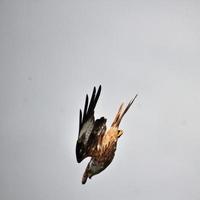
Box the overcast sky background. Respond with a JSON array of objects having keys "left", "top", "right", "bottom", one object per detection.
[{"left": 0, "top": 0, "right": 200, "bottom": 200}]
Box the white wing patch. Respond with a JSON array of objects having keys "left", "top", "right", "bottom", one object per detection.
[{"left": 79, "top": 117, "right": 94, "bottom": 145}]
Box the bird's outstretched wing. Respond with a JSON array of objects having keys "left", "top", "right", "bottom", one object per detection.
[{"left": 76, "top": 85, "right": 107, "bottom": 163}]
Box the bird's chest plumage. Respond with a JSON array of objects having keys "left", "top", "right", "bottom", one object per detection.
[
  {"left": 86, "top": 127, "right": 119, "bottom": 176},
  {"left": 88, "top": 140, "right": 118, "bottom": 176},
  {"left": 94, "top": 128, "right": 118, "bottom": 160}
]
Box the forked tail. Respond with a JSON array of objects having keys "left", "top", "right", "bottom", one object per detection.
[{"left": 111, "top": 94, "right": 138, "bottom": 128}]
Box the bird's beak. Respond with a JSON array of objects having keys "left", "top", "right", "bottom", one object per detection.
[{"left": 117, "top": 130, "right": 123, "bottom": 138}]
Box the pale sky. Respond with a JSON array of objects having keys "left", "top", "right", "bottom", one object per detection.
[{"left": 0, "top": 1, "right": 200, "bottom": 200}]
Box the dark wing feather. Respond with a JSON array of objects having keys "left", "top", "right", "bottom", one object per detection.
[
  {"left": 87, "top": 117, "right": 107, "bottom": 153},
  {"left": 82, "top": 94, "right": 89, "bottom": 130},
  {"left": 76, "top": 85, "right": 102, "bottom": 163},
  {"left": 79, "top": 85, "right": 101, "bottom": 133}
]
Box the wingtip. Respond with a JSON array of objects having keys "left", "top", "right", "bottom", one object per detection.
[
  {"left": 76, "top": 141, "right": 85, "bottom": 163},
  {"left": 96, "top": 85, "right": 102, "bottom": 96},
  {"left": 93, "top": 86, "right": 96, "bottom": 93},
  {"left": 83, "top": 94, "right": 89, "bottom": 119},
  {"left": 92, "top": 85, "right": 101, "bottom": 95}
]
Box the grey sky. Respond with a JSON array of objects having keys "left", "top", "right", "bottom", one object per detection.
[{"left": 0, "top": 0, "right": 200, "bottom": 200}]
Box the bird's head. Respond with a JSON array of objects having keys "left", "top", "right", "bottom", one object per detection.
[
  {"left": 82, "top": 170, "right": 95, "bottom": 184},
  {"left": 117, "top": 130, "right": 123, "bottom": 138}
]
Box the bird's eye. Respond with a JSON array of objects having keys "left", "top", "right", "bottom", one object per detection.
[{"left": 117, "top": 130, "right": 123, "bottom": 138}]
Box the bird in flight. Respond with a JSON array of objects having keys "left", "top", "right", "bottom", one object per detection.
[{"left": 76, "top": 85, "right": 137, "bottom": 184}]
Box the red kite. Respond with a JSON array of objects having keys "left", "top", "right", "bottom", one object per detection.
[{"left": 76, "top": 85, "right": 137, "bottom": 184}]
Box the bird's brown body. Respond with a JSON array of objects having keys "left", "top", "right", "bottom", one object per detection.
[
  {"left": 82, "top": 127, "right": 120, "bottom": 184},
  {"left": 76, "top": 86, "right": 137, "bottom": 184}
]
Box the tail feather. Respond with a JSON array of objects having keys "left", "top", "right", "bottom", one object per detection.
[
  {"left": 111, "top": 103, "right": 124, "bottom": 127},
  {"left": 111, "top": 94, "right": 138, "bottom": 128}
]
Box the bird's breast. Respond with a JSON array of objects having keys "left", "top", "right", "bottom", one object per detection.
[{"left": 96, "top": 128, "right": 118, "bottom": 155}]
